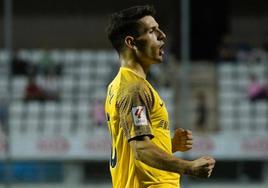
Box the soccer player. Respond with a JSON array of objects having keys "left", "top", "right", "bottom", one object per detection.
[{"left": 105, "top": 5, "right": 215, "bottom": 188}]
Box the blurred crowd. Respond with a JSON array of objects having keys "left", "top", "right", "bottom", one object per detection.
[
  {"left": 11, "top": 51, "right": 62, "bottom": 102},
  {"left": 217, "top": 33, "right": 268, "bottom": 64},
  {"left": 247, "top": 74, "right": 268, "bottom": 102},
  {"left": 0, "top": 96, "right": 8, "bottom": 133}
]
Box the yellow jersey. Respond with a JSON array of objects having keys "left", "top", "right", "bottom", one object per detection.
[{"left": 105, "top": 67, "right": 180, "bottom": 188}]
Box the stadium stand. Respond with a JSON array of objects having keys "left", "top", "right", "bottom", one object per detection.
[{"left": 218, "top": 63, "right": 268, "bottom": 134}]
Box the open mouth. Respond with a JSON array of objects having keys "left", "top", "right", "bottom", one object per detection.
[{"left": 159, "top": 44, "right": 165, "bottom": 56}]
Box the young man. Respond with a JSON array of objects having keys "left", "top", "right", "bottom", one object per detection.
[{"left": 105, "top": 5, "right": 215, "bottom": 188}]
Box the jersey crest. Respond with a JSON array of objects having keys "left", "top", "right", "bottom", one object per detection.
[{"left": 131, "top": 106, "right": 148, "bottom": 126}]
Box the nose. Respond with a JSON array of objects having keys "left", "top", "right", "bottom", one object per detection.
[{"left": 158, "top": 29, "right": 166, "bottom": 41}]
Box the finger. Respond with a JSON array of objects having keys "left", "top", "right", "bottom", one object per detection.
[
  {"left": 206, "top": 167, "right": 212, "bottom": 178},
  {"left": 208, "top": 170, "right": 212, "bottom": 178},
  {"left": 203, "top": 169, "right": 211, "bottom": 178},
  {"left": 208, "top": 164, "right": 214, "bottom": 170},
  {"left": 177, "top": 128, "right": 185, "bottom": 132},
  {"left": 183, "top": 130, "right": 192, "bottom": 137},
  {"left": 209, "top": 168, "right": 214, "bottom": 176},
  {"left": 186, "top": 136, "right": 193, "bottom": 141},
  {"left": 180, "top": 134, "right": 193, "bottom": 140},
  {"left": 204, "top": 163, "right": 210, "bottom": 167},
  {"left": 185, "top": 133, "right": 193, "bottom": 139},
  {"left": 185, "top": 130, "right": 192, "bottom": 135},
  {"left": 186, "top": 145, "right": 192, "bottom": 149},
  {"left": 186, "top": 143, "right": 193, "bottom": 148},
  {"left": 203, "top": 156, "right": 213, "bottom": 161},
  {"left": 208, "top": 158, "right": 216, "bottom": 165},
  {"left": 175, "top": 128, "right": 184, "bottom": 135},
  {"left": 186, "top": 134, "right": 193, "bottom": 140},
  {"left": 186, "top": 140, "right": 193, "bottom": 145},
  {"left": 205, "top": 157, "right": 215, "bottom": 162}
]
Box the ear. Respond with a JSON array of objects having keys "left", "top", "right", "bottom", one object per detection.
[{"left": 124, "top": 36, "right": 137, "bottom": 50}]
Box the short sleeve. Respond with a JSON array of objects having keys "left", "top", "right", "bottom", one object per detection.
[{"left": 117, "top": 82, "right": 154, "bottom": 141}]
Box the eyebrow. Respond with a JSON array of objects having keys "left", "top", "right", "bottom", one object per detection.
[
  {"left": 138, "top": 22, "right": 159, "bottom": 35},
  {"left": 148, "top": 25, "right": 159, "bottom": 32},
  {"left": 151, "top": 24, "right": 159, "bottom": 29}
]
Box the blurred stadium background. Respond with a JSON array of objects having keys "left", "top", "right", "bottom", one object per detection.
[{"left": 1, "top": 0, "right": 268, "bottom": 187}]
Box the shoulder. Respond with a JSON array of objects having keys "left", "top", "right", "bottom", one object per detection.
[
  {"left": 117, "top": 79, "right": 154, "bottom": 109},
  {"left": 121, "top": 79, "right": 152, "bottom": 98}
]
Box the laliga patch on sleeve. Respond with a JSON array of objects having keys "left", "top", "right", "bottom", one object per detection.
[{"left": 131, "top": 106, "right": 148, "bottom": 126}]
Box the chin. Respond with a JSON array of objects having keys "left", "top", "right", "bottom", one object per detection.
[
  {"left": 150, "top": 59, "right": 162, "bottom": 64},
  {"left": 154, "top": 56, "right": 164, "bottom": 64},
  {"left": 145, "top": 55, "right": 163, "bottom": 65},
  {"left": 156, "top": 60, "right": 163, "bottom": 64}
]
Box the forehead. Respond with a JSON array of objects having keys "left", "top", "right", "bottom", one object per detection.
[{"left": 138, "top": 15, "right": 159, "bottom": 29}]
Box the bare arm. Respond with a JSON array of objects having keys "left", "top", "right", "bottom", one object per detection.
[{"left": 130, "top": 136, "right": 215, "bottom": 178}]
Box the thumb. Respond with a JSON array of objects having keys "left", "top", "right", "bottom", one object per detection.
[
  {"left": 203, "top": 156, "right": 215, "bottom": 163},
  {"left": 177, "top": 128, "right": 185, "bottom": 132},
  {"left": 174, "top": 128, "right": 181, "bottom": 134}
]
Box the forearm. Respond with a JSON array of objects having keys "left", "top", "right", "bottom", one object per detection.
[{"left": 131, "top": 138, "right": 192, "bottom": 175}]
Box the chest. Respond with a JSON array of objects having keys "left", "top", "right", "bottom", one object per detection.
[{"left": 150, "top": 89, "right": 169, "bottom": 130}]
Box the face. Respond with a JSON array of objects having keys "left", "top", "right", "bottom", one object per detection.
[{"left": 134, "top": 16, "right": 166, "bottom": 65}]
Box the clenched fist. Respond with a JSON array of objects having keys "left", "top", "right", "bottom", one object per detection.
[
  {"left": 188, "top": 156, "right": 216, "bottom": 178},
  {"left": 172, "top": 128, "right": 193, "bottom": 152}
]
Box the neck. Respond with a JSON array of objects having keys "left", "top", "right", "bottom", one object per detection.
[{"left": 120, "top": 56, "right": 149, "bottom": 79}]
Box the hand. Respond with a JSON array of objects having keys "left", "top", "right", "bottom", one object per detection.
[
  {"left": 172, "top": 128, "right": 193, "bottom": 152},
  {"left": 188, "top": 156, "right": 216, "bottom": 178}
]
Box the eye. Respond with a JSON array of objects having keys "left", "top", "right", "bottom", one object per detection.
[{"left": 149, "top": 29, "right": 154, "bottom": 33}]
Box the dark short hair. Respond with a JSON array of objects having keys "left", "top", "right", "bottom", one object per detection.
[{"left": 106, "top": 5, "right": 156, "bottom": 53}]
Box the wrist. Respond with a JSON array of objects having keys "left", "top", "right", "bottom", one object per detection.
[
  {"left": 171, "top": 138, "right": 178, "bottom": 153},
  {"left": 182, "top": 160, "right": 195, "bottom": 176}
]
